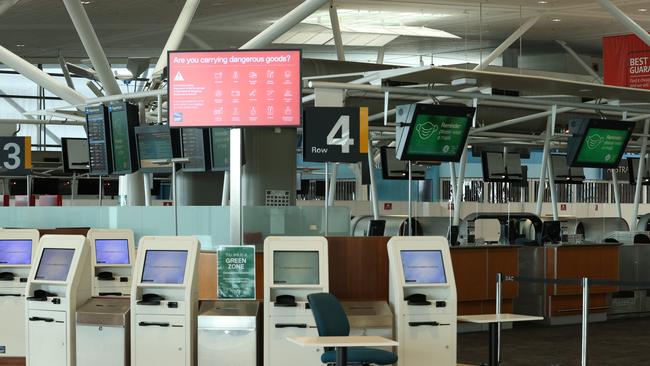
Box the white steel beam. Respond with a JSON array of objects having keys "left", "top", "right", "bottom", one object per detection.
[
  {"left": 241, "top": 0, "right": 329, "bottom": 49},
  {"left": 62, "top": 0, "right": 122, "bottom": 96},
  {"left": 329, "top": 2, "right": 345, "bottom": 61},
  {"left": 556, "top": 40, "right": 603, "bottom": 83},
  {"left": 475, "top": 16, "right": 541, "bottom": 71},
  {"left": 0, "top": 45, "right": 86, "bottom": 105},
  {"left": 152, "top": 0, "right": 202, "bottom": 78},
  {"left": 597, "top": 0, "right": 650, "bottom": 47}
]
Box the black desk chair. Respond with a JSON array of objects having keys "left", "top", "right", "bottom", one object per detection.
[{"left": 307, "top": 292, "right": 398, "bottom": 365}]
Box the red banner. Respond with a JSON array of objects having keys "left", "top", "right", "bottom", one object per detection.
[{"left": 603, "top": 34, "right": 650, "bottom": 89}]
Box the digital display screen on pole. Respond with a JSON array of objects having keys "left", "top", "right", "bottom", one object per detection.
[
  {"left": 0, "top": 240, "right": 32, "bottom": 265},
  {"left": 400, "top": 250, "right": 447, "bottom": 284},
  {"left": 168, "top": 49, "right": 302, "bottom": 128},
  {"left": 109, "top": 101, "right": 139, "bottom": 174},
  {"left": 567, "top": 119, "right": 635, "bottom": 168},
  {"left": 395, "top": 104, "right": 475, "bottom": 162},
  {"left": 86, "top": 106, "right": 112, "bottom": 175}
]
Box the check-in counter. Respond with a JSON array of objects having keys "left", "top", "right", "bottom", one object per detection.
[
  {"left": 516, "top": 243, "right": 620, "bottom": 325},
  {"left": 450, "top": 245, "right": 519, "bottom": 316},
  {"left": 609, "top": 244, "right": 650, "bottom": 316}
]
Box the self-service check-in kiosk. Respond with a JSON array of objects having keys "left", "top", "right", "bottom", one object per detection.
[
  {"left": 25, "top": 235, "right": 92, "bottom": 366},
  {"left": 264, "top": 236, "right": 328, "bottom": 366},
  {"left": 131, "top": 236, "right": 199, "bottom": 366},
  {"left": 388, "top": 236, "right": 457, "bottom": 366},
  {"left": 88, "top": 229, "right": 135, "bottom": 297},
  {"left": 0, "top": 229, "right": 39, "bottom": 358},
  {"left": 197, "top": 300, "right": 261, "bottom": 366}
]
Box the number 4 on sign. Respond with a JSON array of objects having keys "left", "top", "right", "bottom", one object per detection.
[{"left": 327, "top": 115, "right": 354, "bottom": 153}]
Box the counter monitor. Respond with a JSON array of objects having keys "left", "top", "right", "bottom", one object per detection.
[
  {"left": 62, "top": 138, "right": 89, "bottom": 173},
  {"left": 380, "top": 146, "right": 427, "bottom": 180},
  {"left": 0, "top": 239, "right": 32, "bottom": 265},
  {"left": 400, "top": 250, "right": 447, "bottom": 284},
  {"left": 482, "top": 152, "right": 523, "bottom": 182},
  {"left": 395, "top": 104, "right": 475, "bottom": 162},
  {"left": 551, "top": 154, "right": 585, "bottom": 184},
  {"left": 141, "top": 250, "right": 188, "bottom": 284},
  {"left": 627, "top": 157, "right": 650, "bottom": 185},
  {"left": 109, "top": 101, "right": 139, "bottom": 174},
  {"left": 95, "top": 239, "right": 130, "bottom": 265},
  {"left": 567, "top": 118, "right": 635, "bottom": 168},
  {"left": 135, "top": 125, "right": 181, "bottom": 173},
  {"left": 273, "top": 251, "right": 319, "bottom": 285},
  {"left": 34, "top": 248, "right": 75, "bottom": 282}
]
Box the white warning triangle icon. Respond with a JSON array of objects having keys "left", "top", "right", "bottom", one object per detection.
[{"left": 174, "top": 71, "right": 184, "bottom": 81}]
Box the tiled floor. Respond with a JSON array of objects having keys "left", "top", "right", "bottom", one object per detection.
[{"left": 458, "top": 316, "right": 650, "bottom": 365}]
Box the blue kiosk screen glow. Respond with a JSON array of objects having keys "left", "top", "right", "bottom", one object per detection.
[
  {"left": 400, "top": 250, "right": 447, "bottom": 284},
  {"left": 0, "top": 240, "right": 32, "bottom": 265},
  {"left": 95, "top": 239, "right": 130, "bottom": 265},
  {"left": 273, "top": 251, "right": 319, "bottom": 285},
  {"left": 35, "top": 248, "right": 75, "bottom": 281},
  {"left": 141, "top": 250, "right": 188, "bottom": 284}
]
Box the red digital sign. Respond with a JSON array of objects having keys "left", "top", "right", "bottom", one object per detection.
[
  {"left": 168, "top": 49, "right": 301, "bottom": 128},
  {"left": 604, "top": 34, "right": 650, "bottom": 89}
]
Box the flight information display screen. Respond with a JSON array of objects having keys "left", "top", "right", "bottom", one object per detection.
[
  {"left": 0, "top": 239, "right": 32, "bottom": 265},
  {"left": 86, "top": 106, "right": 112, "bottom": 175},
  {"left": 95, "top": 239, "right": 130, "bottom": 265},
  {"left": 210, "top": 128, "right": 230, "bottom": 171},
  {"left": 400, "top": 250, "right": 447, "bottom": 284},
  {"left": 62, "top": 138, "right": 89, "bottom": 173},
  {"left": 168, "top": 49, "right": 302, "bottom": 128},
  {"left": 35, "top": 248, "right": 75, "bottom": 282},
  {"left": 180, "top": 128, "right": 208, "bottom": 172},
  {"left": 273, "top": 251, "right": 319, "bottom": 285},
  {"left": 109, "top": 101, "right": 138, "bottom": 174},
  {"left": 141, "top": 250, "right": 188, "bottom": 284},
  {"left": 135, "top": 125, "right": 177, "bottom": 173}
]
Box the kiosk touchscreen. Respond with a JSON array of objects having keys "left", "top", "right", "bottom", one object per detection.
[
  {"left": 0, "top": 229, "right": 39, "bottom": 358},
  {"left": 88, "top": 229, "right": 135, "bottom": 297},
  {"left": 25, "top": 235, "right": 91, "bottom": 366},
  {"left": 264, "top": 237, "right": 328, "bottom": 366},
  {"left": 131, "top": 236, "right": 199, "bottom": 366},
  {"left": 388, "top": 237, "right": 457, "bottom": 366}
]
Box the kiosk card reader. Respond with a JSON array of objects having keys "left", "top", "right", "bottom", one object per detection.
[
  {"left": 88, "top": 229, "right": 135, "bottom": 297},
  {"left": 131, "top": 236, "right": 199, "bottom": 366},
  {"left": 264, "top": 236, "right": 328, "bottom": 366},
  {"left": 0, "top": 229, "right": 39, "bottom": 358},
  {"left": 388, "top": 236, "right": 457, "bottom": 366},
  {"left": 25, "top": 235, "right": 91, "bottom": 366}
]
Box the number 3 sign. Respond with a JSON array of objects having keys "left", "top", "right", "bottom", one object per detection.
[
  {"left": 0, "top": 137, "right": 32, "bottom": 176},
  {"left": 303, "top": 107, "right": 368, "bottom": 163}
]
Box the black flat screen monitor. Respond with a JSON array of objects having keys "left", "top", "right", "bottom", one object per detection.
[
  {"left": 0, "top": 239, "right": 32, "bottom": 265},
  {"left": 381, "top": 147, "right": 426, "bottom": 180},
  {"left": 180, "top": 128, "right": 210, "bottom": 172},
  {"left": 273, "top": 251, "right": 319, "bottom": 285},
  {"left": 400, "top": 250, "right": 447, "bottom": 284},
  {"left": 35, "top": 248, "right": 75, "bottom": 282},
  {"left": 62, "top": 138, "right": 89, "bottom": 173},
  {"left": 627, "top": 157, "right": 650, "bottom": 186},
  {"left": 551, "top": 154, "right": 585, "bottom": 184},
  {"left": 108, "top": 101, "right": 139, "bottom": 174},
  {"left": 481, "top": 152, "right": 523, "bottom": 182},
  {"left": 566, "top": 118, "right": 634, "bottom": 168},
  {"left": 86, "top": 106, "right": 112, "bottom": 175},
  {"left": 141, "top": 250, "right": 188, "bottom": 284},
  {"left": 135, "top": 125, "right": 181, "bottom": 173},
  {"left": 541, "top": 221, "right": 562, "bottom": 244}
]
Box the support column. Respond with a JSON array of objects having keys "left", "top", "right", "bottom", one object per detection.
[
  {"left": 62, "top": 0, "right": 122, "bottom": 95},
  {"left": 612, "top": 173, "right": 622, "bottom": 219},
  {"left": 546, "top": 154, "right": 559, "bottom": 221},
  {"left": 632, "top": 120, "right": 650, "bottom": 230},
  {"left": 452, "top": 148, "right": 468, "bottom": 226},
  {"left": 367, "top": 140, "right": 379, "bottom": 220},
  {"left": 536, "top": 113, "right": 555, "bottom": 216},
  {"left": 328, "top": 163, "right": 338, "bottom": 206}
]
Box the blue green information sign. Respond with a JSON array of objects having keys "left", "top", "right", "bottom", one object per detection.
[{"left": 217, "top": 246, "right": 256, "bottom": 300}]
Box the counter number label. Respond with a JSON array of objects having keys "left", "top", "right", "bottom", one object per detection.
[
  {"left": 0, "top": 137, "right": 31, "bottom": 176},
  {"left": 303, "top": 107, "right": 368, "bottom": 163}
]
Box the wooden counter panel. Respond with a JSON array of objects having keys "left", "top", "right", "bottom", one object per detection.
[
  {"left": 327, "top": 236, "right": 390, "bottom": 301},
  {"left": 198, "top": 252, "right": 217, "bottom": 300},
  {"left": 451, "top": 249, "right": 488, "bottom": 301},
  {"left": 549, "top": 294, "right": 609, "bottom": 316},
  {"left": 486, "top": 247, "right": 519, "bottom": 299},
  {"left": 550, "top": 246, "right": 619, "bottom": 296},
  {"left": 0, "top": 358, "right": 24, "bottom": 365}
]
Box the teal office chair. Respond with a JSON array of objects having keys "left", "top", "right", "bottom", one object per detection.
[{"left": 307, "top": 292, "right": 398, "bottom": 365}]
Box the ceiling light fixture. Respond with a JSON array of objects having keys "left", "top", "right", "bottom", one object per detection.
[
  {"left": 16, "top": 44, "right": 25, "bottom": 47},
  {"left": 538, "top": 1, "right": 548, "bottom": 4},
  {"left": 640, "top": 8, "right": 648, "bottom": 12},
  {"left": 552, "top": 18, "right": 561, "bottom": 22},
  {"left": 81, "top": 1, "right": 91, "bottom": 4}
]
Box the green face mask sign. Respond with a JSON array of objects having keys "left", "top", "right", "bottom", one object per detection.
[
  {"left": 217, "top": 246, "right": 256, "bottom": 300},
  {"left": 406, "top": 114, "right": 469, "bottom": 158},
  {"left": 575, "top": 127, "right": 629, "bottom": 165}
]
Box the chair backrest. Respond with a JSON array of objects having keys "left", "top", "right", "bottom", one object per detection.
[{"left": 307, "top": 292, "right": 350, "bottom": 337}]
